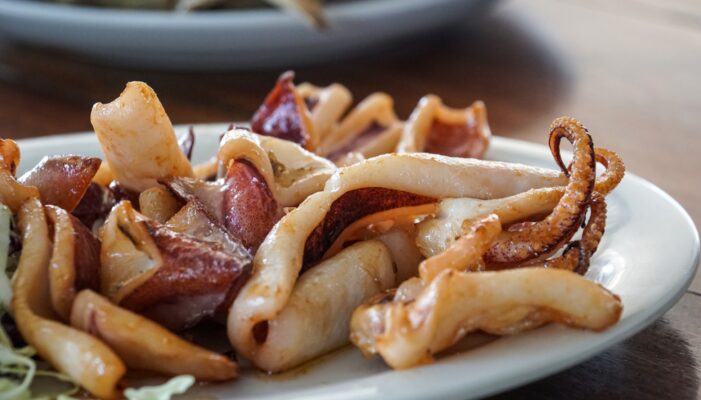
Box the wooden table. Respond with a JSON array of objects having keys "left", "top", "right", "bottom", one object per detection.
[{"left": 0, "top": 0, "right": 699, "bottom": 398}]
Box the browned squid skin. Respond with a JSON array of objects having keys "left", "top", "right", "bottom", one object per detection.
[
  {"left": 303, "top": 188, "right": 436, "bottom": 269},
  {"left": 19, "top": 156, "right": 102, "bottom": 212},
  {"left": 72, "top": 182, "right": 116, "bottom": 230},
  {"left": 0, "top": 138, "right": 20, "bottom": 176},
  {"left": 165, "top": 159, "right": 283, "bottom": 254},
  {"left": 543, "top": 191, "right": 607, "bottom": 275},
  {"left": 594, "top": 148, "right": 625, "bottom": 196},
  {"left": 45, "top": 206, "right": 102, "bottom": 319},
  {"left": 250, "top": 71, "right": 313, "bottom": 148},
  {"left": 119, "top": 221, "right": 251, "bottom": 331},
  {"left": 49, "top": 210, "right": 100, "bottom": 286},
  {"left": 484, "top": 117, "right": 596, "bottom": 267},
  {"left": 223, "top": 160, "right": 284, "bottom": 253}
]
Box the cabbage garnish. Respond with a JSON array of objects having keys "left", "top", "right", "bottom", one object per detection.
[
  {"left": 0, "top": 342, "right": 35, "bottom": 400},
  {"left": 124, "top": 375, "right": 196, "bottom": 400}
]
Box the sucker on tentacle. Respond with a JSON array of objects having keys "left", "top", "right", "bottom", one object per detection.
[
  {"left": 484, "top": 117, "right": 596, "bottom": 267},
  {"left": 594, "top": 147, "right": 625, "bottom": 196},
  {"left": 539, "top": 191, "right": 607, "bottom": 274}
]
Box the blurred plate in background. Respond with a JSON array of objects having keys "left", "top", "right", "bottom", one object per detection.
[{"left": 0, "top": 0, "right": 491, "bottom": 70}]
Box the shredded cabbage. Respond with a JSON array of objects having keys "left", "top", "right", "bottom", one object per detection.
[{"left": 124, "top": 375, "right": 196, "bottom": 400}]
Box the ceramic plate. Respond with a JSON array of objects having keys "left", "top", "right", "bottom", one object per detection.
[
  {"left": 16, "top": 124, "right": 700, "bottom": 399},
  {"left": 0, "top": 0, "right": 492, "bottom": 70}
]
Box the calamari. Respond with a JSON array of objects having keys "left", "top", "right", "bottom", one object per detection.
[
  {"left": 229, "top": 152, "right": 567, "bottom": 362},
  {"left": 350, "top": 268, "right": 622, "bottom": 369},
  {"left": 296, "top": 81, "right": 352, "bottom": 140},
  {"left": 45, "top": 206, "right": 101, "bottom": 321},
  {"left": 319, "top": 93, "right": 403, "bottom": 163},
  {"left": 250, "top": 71, "right": 318, "bottom": 151},
  {"left": 139, "top": 186, "right": 182, "bottom": 223},
  {"left": 0, "top": 139, "right": 39, "bottom": 213},
  {"left": 0, "top": 137, "right": 20, "bottom": 176},
  {"left": 72, "top": 182, "right": 116, "bottom": 231},
  {"left": 543, "top": 192, "right": 607, "bottom": 274},
  {"left": 100, "top": 201, "right": 251, "bottom": 331},
  {"left": 594, "top": 147, "right": 625, "bottom": 196},
  {"left": 166, "top": 150, "right": 285, "bottom": 253},
  {"left": 19, "top": 155, "right": 101, "bottom": 212},
  {"left": 217, "top": 128, "right": 336, "bottom": 207},
  {"left": 71, "top": 289, "right": 238, "bottom": 381},
  {"left": 416, "top": 145, "right": 622, "bottom": 270},
  {"left": 229, "top": 240, "right": 395, "bottom": 373},
  {"left": 418, "top": 214, "right": 501, "bottom": 281},
  {"left": 396, "top": 95, "right": 491, "bottom": 159},
  {"left": 11, "top": 199, "right": 125, "bottom": 399},
  {"left": 91, "top": 81, "right": 194, "bottom": 192},
  {"left": 484, "top": 117, "right": 596, "bottom": 267}
]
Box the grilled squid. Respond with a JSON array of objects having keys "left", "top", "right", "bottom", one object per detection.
[
  {"left": 228, "top": 152, "right": 567, "bottom": 369},
  {"left": 0, "top": 137, "right": 20, "bottom": 176},
  {"left": 250, "top": 71, "right": 318, "bottom": 151},
  {"left": 320, "top": 93, "right": 403, "bottom": 164},
  {"left": 0, "top": 139, "right": 39, "bottom": 213},
  {"left": 11, "top": 199, "right": 125, "bottom": 399},
  {"left": 100, "top": 201, "right": 251, "bottom": 331},
  {"left": 20, "top": 156, "right": 101, "bottom": 212},
  {"left": 71, "top": 290, "right": 238, "bottom": 381},
  {"left": 350, "top": 268, "right": 622, "bottom": 369},
  {"left": 166, "top": 152, "right": 284, "bottom": 253},
  {"left": 45, "top": 206, "right": 101, "bottom": 321},
  {"left": 216, "top": 128, "right": 336, "bottom": 207},
  {"left": 239, "top": 240, "right": 395, "bottom": 373},
  {"left": 397, "top": 95, "right": 491, "bottom": 159},
  {"left": 296, "top": 81, "right": 352, "bottom": 140},
  {"left": 416, "top": 145, "right": 623, "bottom": 270},
  {"left": 91, "top": 81, "right": 194, "bottom": 192}
]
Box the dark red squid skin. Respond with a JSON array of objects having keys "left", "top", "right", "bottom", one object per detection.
[
  {"left": 250, "top": 71, "right": 311, "bottom": 147},
  {"left": 120, "top": 221, "right": 252, "bottom": 331},
  {"left": 19, "top": 155, "right": 102, "bottom": 212},
  {"left": 223, "top": 160, "right": 284, "bottom": 253},
  {"left": 303, "top": 187, "right": 436, "bottom": 269},
  {"left": 425, "top": 118, "right": 488, "bottom": 159},
  {"left": 68, "top": 213, "right": 102, "bottom": 293}
]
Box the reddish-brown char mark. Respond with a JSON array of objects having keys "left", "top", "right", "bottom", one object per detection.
[
  {"left": 223, "top": 160, "right": 283, "bottom": 253},
  {"left": 327, "top": 121, "right": 386, "bottom": 161},
  {"left": 68, "top": 213, "right": 102, "bottom": 293},
  {"left": 120, "top": 221, "right": 251, "bottom": 331},
  {"left": 72, "top": 182, "right": 116, "bottom": 229},
  {"left": 19, "top": 156, "right": 101, "bottom": 212},
  {"left": 425, "top": 118, "right": 489, "bottom": 159},
  {"left": 250, "top": 71, "right": 311, "bottom": 147},
  {"left": 303, "top": 188, "right": 436, "bottom": 269}
]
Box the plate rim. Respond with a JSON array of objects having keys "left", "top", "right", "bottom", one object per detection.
[
  {"left": 0, "top": 0, "right": 470, "bottom": 25},
  {"left": 14, "top": 126, "right": 701, "bottom": 399}
]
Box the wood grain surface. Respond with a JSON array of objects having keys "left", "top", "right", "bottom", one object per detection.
[{"left": 0, "top": 0, "right": 698, "bottom": 398}]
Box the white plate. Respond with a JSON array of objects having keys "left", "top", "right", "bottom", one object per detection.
[
  {"left": 0, "top": 0, "right": 491, "bottom": 70},
  {"left": 16, "top": 125, "right": 700, "bottom": 399}
]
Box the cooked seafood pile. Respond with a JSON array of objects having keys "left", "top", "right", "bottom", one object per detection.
[{"left": 0, "top": 71, "right": 625, "bottom": 398}]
